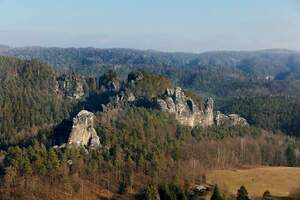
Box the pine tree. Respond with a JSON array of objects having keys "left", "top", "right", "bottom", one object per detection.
[
  {"left": 145, "top": 184, "right": 159, "bottom": 200},
  {"left": 286, "top": 146, "right": 296, "bottom": 167},
  {"left": 3, "top": 166, "right": 17, "bottom": 188},
  {"left": 237, "top": 186, "right": 250, "bottom": 200},
  {"left": 211, "top": 185, "right": 223, "bottom": 200},
  {"left": 262, "top": 190, "right": 271, "bottom": 200},
  {"left": 47, "top": 148, "right": 60, "bottom": 172}
]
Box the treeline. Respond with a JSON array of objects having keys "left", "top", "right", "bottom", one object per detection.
[
  {"left": 220, "top": 96, "right": 300, "bottom": 137},
  {"left": 144, "top": 184, "right": 294, "bottom": 200}
]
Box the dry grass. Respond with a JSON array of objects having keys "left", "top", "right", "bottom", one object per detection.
[{"left": 207, "top": 167, "right": 300, "bottom": 198}]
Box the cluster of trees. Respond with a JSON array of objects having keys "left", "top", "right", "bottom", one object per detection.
[
  {"left": 126, "top": 71, "right": 172, "bottom": 98},
  {"left": 0, "top": 57, "right": 74, "bottom": 146},
  {"left": 210, "top": 185, "right": 251, "bottom": 200},
  {"left": 220, "top": 96, "right": 300, "bottom": 137},
  {"left": 211, "top": 185, "right": 294, "bottom": 200},
  {"left": 144, "top": 183, "right": 294, "bottom": 200}
]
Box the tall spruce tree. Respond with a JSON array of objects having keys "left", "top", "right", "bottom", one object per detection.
[
  {"left": 286, "top": 146, "right": 296, "bottom": 167},
  {"left": 237, "top": 186, "right": 250, "bottom": 200},
  {"left": 211, "top": 185, "right": 223, "bottom": 200}
]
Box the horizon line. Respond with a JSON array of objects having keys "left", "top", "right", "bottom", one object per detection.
[{"left": 1, "top": 44, "right": 300, "bottom": 55}]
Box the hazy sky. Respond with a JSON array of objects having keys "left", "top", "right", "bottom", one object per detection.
[{"left": 1, "top": 0, "right": 300, "bottom": 52}]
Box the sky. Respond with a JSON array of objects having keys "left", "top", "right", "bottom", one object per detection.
[{"left": 0, "top": 0, "right": 300, "bottom": 52}]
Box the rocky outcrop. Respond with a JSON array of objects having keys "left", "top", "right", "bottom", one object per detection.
[
  {"left": 68, "top": 110, "right": 100, "bottom": 148},
  {"left": 101, "top": 90, "right": 136, "bottom": 112},
  {"left": 56, "top": 74, "right": 86, "bottom": 99},
  {"left": 215, "top": 111, "right": 249, "bottom": 127},
  {"left": 156, "top": 87, "right": 214, "bottom": 127},
  {"left": 203, "top": 97, "right": 214, "bottom": 127},
  {"left": 98, "top": 71, "right": 120, "bottom": 92},
  {"left": 156, "top": 87, "right": 249, "bottom": 128},
  {"left": 127, "top": 71, "right": 144, "bottom": 84},
  {"left": 99, "top": 80, "right": 119, "bottom": 92}
]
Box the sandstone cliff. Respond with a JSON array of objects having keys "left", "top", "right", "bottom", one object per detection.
[
  {"left": 215, "top": 111, "right": 249, "bottom": 127},
  {"left": 155, "top": 87, "right": 249, "bottom": 128},
  {"left": 101, "top": 90, "right": 136, "bottom": 112},
  {"left": 68, "top": 110, "right": 100, "bottom": 148},
  {"left": 98, "top": 70, "right": 120, "bottom": 92},
  {"left": 156, "top": 87, "right": 214, "bottom": 127},
  {"left": 56, "top": 73, "right": 86, "bottom": 99}
]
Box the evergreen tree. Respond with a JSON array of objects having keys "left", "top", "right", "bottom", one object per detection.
[
  {"left": 262, "top": 190, "right": 271, "bottom": 200},
  {"left": 47, "top": 148, "right": 60, "bottom": 172},
  {"left": 286, "top": 146, "right": 296, "bottom": 167},
  {"left": 237, "top": 186, "right": 250, "bottom": 200},
  {"left": 158, "top": 184, "right": 176, "bottom": 200},
  {"left": 145, "top": 184, "right": 159, "bottom": 200},
  {"left": 3, "top": 166, "right": 17, "bottom": 188},
  {"left": 211, "top": 185, "right": 223, "bottom": 200}
]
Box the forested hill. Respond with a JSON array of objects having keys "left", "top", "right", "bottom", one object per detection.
[
  {"left": 2, "top": 47, "right": 300, "bottom": 79},
  {"left": 0, "top": 56, "right": 86, "bottom": 146},
  {"left": 2, "top": 46, "right": 300, "bottom": 98},
  {"left": 0, "top": 57, "right": 57, "bottom": 145}
]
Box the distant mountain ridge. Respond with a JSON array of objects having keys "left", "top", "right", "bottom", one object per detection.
[
  {"left": 2, "top": 46, "right": 300, "bottom": 98},
  {"left": 2, "top": 46, "right": 300, "bottom": 76}
]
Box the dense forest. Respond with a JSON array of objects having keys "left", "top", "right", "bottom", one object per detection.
[
  {"left": 220, "top": 96, "right": 300, "bottom": 137},
  {"left": 0, "top": 56, "right": 75, "bottom": 146}
]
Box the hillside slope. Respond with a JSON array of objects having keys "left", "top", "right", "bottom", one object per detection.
[{"left": 0, "top": 56, "right": 97, "bottom": 146}]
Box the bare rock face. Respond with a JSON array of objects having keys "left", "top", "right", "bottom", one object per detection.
[
  {"left": 128, "top": 71, "right": 144, "bottom": 84},
  {"left": 215, "top": 111, "right": 249, "bottom": 127},
  {"left": 56, "top": 74, "right": 86, "bottom": 100},
  {"left": 203, "top": 97, "right": 214, "bottom": 127},
  {"left": 68, "top": 110, "right": 100, "bottom": 148},
  {"left": 157, "top": 87, "right": 214, "bottom": 127},
  {"left": 98, "top": 71, "right": 120, "bottom": 92},
  {"left": 101, "top": 90, "right": 136, "bottom": 112},
  {"left": 99, "top": 78, "right": 120, "bottom": 92}
]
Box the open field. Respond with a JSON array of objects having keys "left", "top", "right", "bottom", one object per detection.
[{"left": 207, "top": 167, "right": 300, "bottom": 197}]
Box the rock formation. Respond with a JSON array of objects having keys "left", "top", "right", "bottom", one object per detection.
[
  {"left": 203, "top": 97, "right": 214, "bottom": 127},
  {"left": 156, "top": 87, "right": 214, "bottom": 127},
  {"left": 53, "top": 71, "right": 250, "bottom": 150},
  {"left": 68, "top": 110, "right": 100, "bottom": 148},
  {"left": 101, "top": 90, "right": 136, "bottom": 112},
  {"left": 127, "top": 71, "right": 144, "bottom": 84},
  {"left": 56, "top": 73, "right": 86, "bottom": 99},
  {"left": 215, "top": 111, "right": 249, "bottom": 127},
  {"left": 98, "top": 70, "right": 120, "bottom": 92}
]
